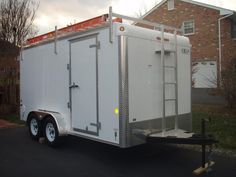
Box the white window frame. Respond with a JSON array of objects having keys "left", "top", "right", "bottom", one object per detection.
[
  {"left": 167, "top": 0, "right": 174, "bottom": 11},
  {"left": 183, "top": 20, "right": 195, "bottom": 36}
]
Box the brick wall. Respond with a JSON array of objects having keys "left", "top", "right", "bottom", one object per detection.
[
  {"left": 143, "top": 0, "right": 236, "bottom": 65},
  {"left": 220, "top": 18, "right": 236, "bottom": 69}
]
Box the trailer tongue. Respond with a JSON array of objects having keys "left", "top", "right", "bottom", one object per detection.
[{"left": 146, "top": 119, "right": 218, "bottom": 175}]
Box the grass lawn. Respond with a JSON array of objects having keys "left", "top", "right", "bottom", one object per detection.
[
  {"left": 192, "top": 104, "right": 236, "bottom": 150},
  {"left": 0, "top": 114, "right": 25, "bottom": 125}
]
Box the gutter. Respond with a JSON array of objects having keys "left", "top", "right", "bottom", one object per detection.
[{"left": 218, "top": 12, "right": 233, "bottom": 81}]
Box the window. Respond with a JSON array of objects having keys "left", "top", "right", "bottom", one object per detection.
[
  {"left": 231, "top": 20, "right": 236, "bottom": 39},
  {"left": 183, "top": 20, "right": 195, "bottom": 35},
  {"left": 167, "top": 0, "right": 174, "bottom": 10}
]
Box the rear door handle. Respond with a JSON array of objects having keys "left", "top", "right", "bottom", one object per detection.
[{"left": 69, "top": 82, "right": 79, "bottom": 89}]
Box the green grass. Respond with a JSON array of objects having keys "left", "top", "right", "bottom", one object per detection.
[
  {"left": 0, "top": 114, "right": 25, "bottom": 125},
  {"left": 192, "top": 105, "right": 236, "bottom": 150}
]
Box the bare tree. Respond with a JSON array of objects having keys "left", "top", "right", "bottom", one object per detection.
[
  {"left": 207, "top": 58, "right": 236, "bottom": 108},
  {"left": 135, "top": 0, "right": 160, "bottom": 18},
  {"left": 192, "top": 61, "right": 199, "bottom": 87},
  {"left": 0, "top": 0, "right": 39, "bottom": 46},
  {"left": 135, "top": 5, "right": 148, "bottom": 18},
  {"left": 218, "top": 59, "right": 236, "bottom": 108}
]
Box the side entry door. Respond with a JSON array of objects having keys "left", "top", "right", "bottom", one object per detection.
[{"left": 70, "top": 34, "right": 99, "bottom": 136}]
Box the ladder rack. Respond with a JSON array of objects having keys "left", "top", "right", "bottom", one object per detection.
[
  {"left": 27, "top": 15, "right": 109, "bottom": 45},
  {"left": 26, "top": 6, "right": 183, "bottom": 47},
  {"left": 108, "top": 6, "right": 183, "bottom": 43},
  {"left": 26, "top": 14, "right": 122, "bottom": 46}
]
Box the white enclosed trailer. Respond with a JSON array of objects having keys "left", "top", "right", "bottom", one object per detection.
[{"left": 20, "top": 9, "right": 192, "bottom": 147}]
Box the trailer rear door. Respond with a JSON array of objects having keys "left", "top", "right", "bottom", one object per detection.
[{"left": 70, "top": 35, "right": 99, "bottom": 135}]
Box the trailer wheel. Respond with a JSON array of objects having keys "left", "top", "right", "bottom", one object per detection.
[
  {"left": 28, "top": 113, "right": 42, "bottom": 140},
  {"left": 44, "top": 117, "right": 60, "bottom": 147}
]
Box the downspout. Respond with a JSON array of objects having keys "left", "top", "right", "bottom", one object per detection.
[{"left": 218, "top": 13, "right": 233, "bottom": 81}]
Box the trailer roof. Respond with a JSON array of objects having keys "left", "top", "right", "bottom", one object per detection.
[{"left": 115, "top": 23, "right": 190, "bottom": 47}]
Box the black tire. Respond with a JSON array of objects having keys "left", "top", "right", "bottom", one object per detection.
[
  {"left": 44, "top": 117, "right": 61, "bottom": 147},
  {"left": 28, "top": 113, "right": 42, "bottom": 141}
]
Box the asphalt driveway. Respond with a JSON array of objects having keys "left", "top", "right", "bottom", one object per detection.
[{"left": 0, "top": 127, "right": 235, "bottom": 177}]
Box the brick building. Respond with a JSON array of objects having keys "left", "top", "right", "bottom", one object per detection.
[{"left": 140, "top": 0, "right": 236, "bottom": 88}]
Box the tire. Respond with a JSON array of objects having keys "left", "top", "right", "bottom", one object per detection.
[
  {"left": 28, "top": 113, "right": 42, "bottom": 140},
  {"left": 44, "top": 117, "right": 61, "bottom": 147}
]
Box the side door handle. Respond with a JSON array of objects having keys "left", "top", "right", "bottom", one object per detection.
[{"left": 69, "top": 82, "right": 79, "bottom": 89}]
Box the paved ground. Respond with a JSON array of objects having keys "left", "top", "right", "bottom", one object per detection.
[{"left": 0, "top": 127, "right": 235, "bottom": 177}]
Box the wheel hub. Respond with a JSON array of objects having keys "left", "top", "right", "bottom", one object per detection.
[
  {"left": 46, "top": 123, "right": 55, "bottom": 142},
  {"left": 30, "top": 119, "right": 38, "bottom": 136}
]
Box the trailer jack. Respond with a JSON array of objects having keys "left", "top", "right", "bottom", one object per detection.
[
  {"left": 193, "top": 118, "right": 218, "bottom": 175},
  {"left": 146, "top": 118, "right": 218, "bottom": 175}
]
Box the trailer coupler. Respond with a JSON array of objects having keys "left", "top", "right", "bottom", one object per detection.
[{"left": 146, "top": 118, "right": 218, "bottom": 175}]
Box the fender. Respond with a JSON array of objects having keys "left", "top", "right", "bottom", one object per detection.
[{"left": 28, "top": 110, "right": 68, "bottom": 136}]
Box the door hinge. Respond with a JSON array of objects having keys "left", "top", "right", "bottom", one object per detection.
[
  {"left": 67, "top": 102, "right": 71, "bottom": 108},
  {"left": 98, "top": 122, "right": 101, "bottom": 130},
  {"left": 67, "top": 63, "right": 70, "bottom": 70},
  {"left": 97, "top": 41, "right": 100, "bottom": 49},
  {"left": 90, "top": 122, "right": 101, "bottom": 130}
]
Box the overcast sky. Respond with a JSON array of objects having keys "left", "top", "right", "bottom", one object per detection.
[{"left": 33, "top": 0, "right": 236, "bottom": 35}]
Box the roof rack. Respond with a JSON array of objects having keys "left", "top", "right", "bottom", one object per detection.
[
  {"left": 26, "top": 14, "right": 122, "bottom": 45},
  {"left": 108, "top": 6, "right": 183, "bottom": 43},
  {"left": 26, "top": 6, "right": 182, "bottom": 46}
]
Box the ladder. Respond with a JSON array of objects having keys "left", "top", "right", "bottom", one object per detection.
[
  {"left": 160, "top": 27, "right": 178, "bottom": 135},
  {"left": 26, "top": 14, "right": 122, "bottom": 45}
]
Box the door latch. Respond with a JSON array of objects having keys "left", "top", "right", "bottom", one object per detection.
[
  {"left": 69, "top": 82, "right": 79, "bottom": 89},
  {"left": 89, "top": 41, "right": 100, "bottom": 49},
  {"left": 90, "top": 122, "right": 101, "bottom": 130}
]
